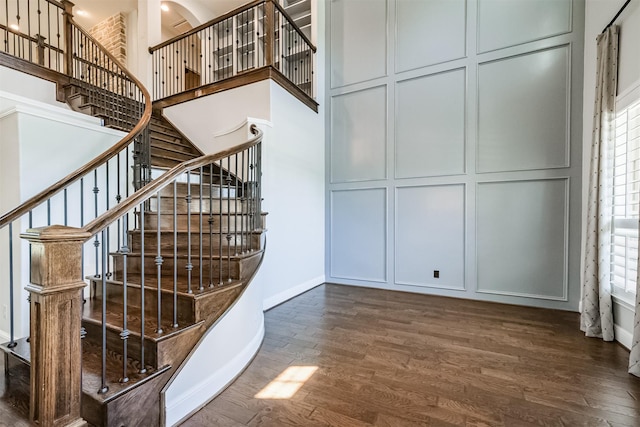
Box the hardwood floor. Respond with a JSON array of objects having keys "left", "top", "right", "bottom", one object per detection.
[
  {"left": 2, "top": 284, "right": 639, "bottom": 426},
  {"left": 182, "top": 284, "right": 640, "bottom": 427}
]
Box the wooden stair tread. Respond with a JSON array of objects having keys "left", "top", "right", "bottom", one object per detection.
[
  {"left": 81, "top": 339, "right": 169, "bottom": 403},
  {"left": 0, "top": 338, "right": 30, "bottom": 365},
  {"left": 112, "top": 248, "right": 263, "bottom": 261},
  {"left": 90, "top": 276, "right": 246, "bottom": 299},
  {"left": 150, "top": 140, "right": 201, "bottom": 155},
  {"left": 82, "top": 299, "right": 200, "bottom": 343}
]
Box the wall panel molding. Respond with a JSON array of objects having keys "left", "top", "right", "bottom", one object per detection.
[
  {"left": 394, "top": 184, "right": 466, "bottom": 290},
  {"left": 330, "top": 188, "right": 388, "bottom": 282},
  {"left": 475, "top": 178, "right": 570, "bottom": 301}
]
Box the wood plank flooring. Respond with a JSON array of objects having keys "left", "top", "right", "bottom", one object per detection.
[
  {"left": 181, "top": 284, "right": 640, "bottom": 427},
  {"left": 2, "top": 283, "right": 639, "bottom": 426}
]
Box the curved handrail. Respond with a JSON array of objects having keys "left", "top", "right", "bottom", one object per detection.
[
  {"left": 0, "top": 17, "right": 152, "bottom": 229},
  {"left": 82, "top": 125, "right": 263, "bottom": 237}
]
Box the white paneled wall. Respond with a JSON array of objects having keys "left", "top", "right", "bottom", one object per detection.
[{"left": 327, "top": 0, "right": 584, "bottom": 310}]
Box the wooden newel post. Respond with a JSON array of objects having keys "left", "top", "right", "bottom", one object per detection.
[
  {"left": 61, "top": 0, "right": 74, "bottom": 77},
  {"left": 21, "top": 225, "right": 89, "bottom": 427}
]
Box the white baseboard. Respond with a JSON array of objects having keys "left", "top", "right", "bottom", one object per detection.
[
  {"left": 615, "top": 324, "right": 633, "bottom": 350},
  {"left": 263, "top": 275, "right": 325, "bottom": 311},
  {"left": 167, "top": 319, "right": 265, "bottom": 427},
  {"left": 0, "top": 329, "right": 9, "bottom": 343}
]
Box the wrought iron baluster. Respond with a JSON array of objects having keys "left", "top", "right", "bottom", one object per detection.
[
  {"left": 173, "top": 180, "right": 178, "bottom": 327},
  {"left": 226, "top": 157, "right": 232, "bottom": 282},
  {"left": 98, "top": 229, "right": 108, "bottom": 394},
  {"left": 139, "top": 203, "right": 146, "bottom": 373},
  {"left": 120, "top": 213, "right": 129, "bottom": 383},
  {"left": 155, "top": 192, "right": 163, "bottom": 334},
  {"left": 186, "top": 172, "right": 193, "bottom": 294},
  {"left": 208, "top": 165, "right": 214, "bottom": 287},
  {"left": 240, "top": 149, "right": 246, "bottom": 254},
  {"left": 63, "top": 188, "right": 68, "bottom": 225},
  {"left": 93, "top": 169, "right": 100, "bottom": 278},
  {"left": 218, "top": 160, "right": 223, "bottom": 284},
  {"left": 7, "top": 223, "right": 16, "bottom": 348},
  {"left": 199, "top": 167, "right": 203, "bottom": 291},
  {"left": 234, "top": 153, "right": 239, "bottom": 256}
]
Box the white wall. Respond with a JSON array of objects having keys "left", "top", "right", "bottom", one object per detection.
[
  {"left": 0, "top": 87, "right": 125, "bottom": 342},
  {"left": 582, "top": 0, "right": 640, "bottom": 348},
  {"left": 326, "top": 0, "right": 585, "bottom": 311},
  {"left": 163, "top": 2, "right": 325, "bottom": 419}
]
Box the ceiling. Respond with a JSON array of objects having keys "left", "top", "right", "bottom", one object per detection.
[
  {"left": 71, "top": 0, "right": 137, "bottom": 29},
  {"left": 70, "top": 0, "right": 247, "bottom": 32}
]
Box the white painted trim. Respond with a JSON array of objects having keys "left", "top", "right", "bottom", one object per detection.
[
  {"left": 615, "top": 323, "right": 633, "bottom": 350},
  {"left": 166, "top": 318, "right": 265, "bottom": 427},
  {"left": 0, "top": 102, "right": 125, "bottom": 137},
  {"left": 0, "top": 329, "right": 9, "bottom": 343},
  {"left": 263, "top": 275, "right": 325, "bottom": 311},
  {"left": 616, "top": 78, "right": 640, "bottom": 110},
  {"left": 212, "top": 117, "right": 273, "bottom": 138}
]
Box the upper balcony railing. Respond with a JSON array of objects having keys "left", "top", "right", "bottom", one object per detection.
[
  {"left": 149, "top": 0, "right": 315, "bottom": 103},
  {"left": 1, "top": 0, "right": 67, "bottom": 71}
]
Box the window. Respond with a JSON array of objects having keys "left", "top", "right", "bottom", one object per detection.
[{"left": 611, "top": 88, "right": 640, "bottom": 301}]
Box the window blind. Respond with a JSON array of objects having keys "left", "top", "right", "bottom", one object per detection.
[{"left": 611, "top": 99, "right": 640, "bottom": 295}]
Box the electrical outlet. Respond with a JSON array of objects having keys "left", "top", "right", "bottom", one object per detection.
[
  {"left": 433, "top": 270, "right": 440, "bottom": 278},
  {"left": 2, "top": 304, "right": 7, "bottom": 320}
]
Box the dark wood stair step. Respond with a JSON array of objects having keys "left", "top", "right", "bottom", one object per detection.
[
  {"left": 129, "top": 229, "right": 263, "bottom": 253},
  {"left": 135, "top": 210, "right": 265, "bottom": 232},
  {"left": 111, "top": 249, "right": 263, "bottom": 282},
  {"left": 82, "top": 298, "right": 204, "bottom": 371},
  {"left": 149, "top": 194, "right": 252, "bottom": 215},
  {"left": 150, "top": 138, "right": 200, "bottom": 156},
  {"left": 90, "top": 276, "right": 244, "bottom": 325}
]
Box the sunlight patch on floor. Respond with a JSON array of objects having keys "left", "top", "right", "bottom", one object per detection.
[{"left": 254, "top": 366, "right": 318, "bottom": 399}]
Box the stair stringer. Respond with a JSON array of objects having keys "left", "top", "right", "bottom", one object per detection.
[{"left": 162, "top": 241, "right": 267, "bottom": 426}]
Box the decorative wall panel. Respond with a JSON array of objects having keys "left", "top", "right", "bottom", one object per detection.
[
  {"left": 331, "top": 188, "right": 387, "bottom": 282},
  {"left": 396, "top": 69, "right": 466, "bottom": 178},
  {"left": 476, "top": 179, "right": 568, "bottom": 300},
  {"left": 478, "top": 46, "right": 570, "bottom": 172},
  {"left": 396, "top": 185, "right": 465, "bottom": 289},
  {"left": 396, "top": 0, "right": 466, "bottom": 72},
  {"left": 331, "top": 86, "right": 387, "bottom": 182}
]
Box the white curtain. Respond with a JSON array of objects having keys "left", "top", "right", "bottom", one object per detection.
[{"left": 581, "top": 26, "right": 619, "bottom": 342}]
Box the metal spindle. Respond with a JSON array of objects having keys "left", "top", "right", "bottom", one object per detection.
[
  {"left": 173, "top": 180, "right": 178, "bottom": 327},
  {"left": 226, "top": 157, "right": 232, "bottom": 282},
  {"left": 98, "top": 229, "right": 108, "bottom": 394},
  {"left": 199, "top": 167, "right": 203, "bottom": 291},
  {"left": 240, "top": 149, "right": 246, "bottom": 254},
  {"left": 63, "top": 188, "right": 68, "bottom": 225},
  {"left": 234, "top": 153, "right": 239, "bottom": 256},
  {"left": 120, "top": 213, "right": 129, "bottom": 383},
  {"left": 218, "top": 160, "right": 223, "bottom": 284},
  {"left": 186, "top": 172, "right": 193, "bottom": 293},
  {"left": 7, "top": 223, "right": 16, "bottom": 348},
  {"left": 155, "top": 193, "right": 163, "bottom": 334},
  {"left": 208, "top": 165, "right": 214, "bottom": 287},
  {"left": 94, "top": 170, "right": 100, "bottom": 277},
  {"left": 139, "top": 204, "right": 146, "bottom": 373}
]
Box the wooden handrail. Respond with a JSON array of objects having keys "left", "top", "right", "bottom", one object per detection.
[
  {"left": 43, "top": 0, "right": 64, "bottom": 8},
  {"left": 148, "top": 0, "right": 316, "bottom": 54},
  {"left": 83, "top": 125, "right": 263, "bottom": 236},
  {"left": 0, "top": 23, "right": 65, "bottom": 54},
  {"left": 0, "top": 17, "right": 152, "bottom": 229},
  {"left": 272, "top": 0, "right": 316, "bottom": 53}
]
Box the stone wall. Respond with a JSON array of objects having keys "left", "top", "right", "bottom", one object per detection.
[{"left": 89, "top": 13, "right": 126, "bottom": 65}]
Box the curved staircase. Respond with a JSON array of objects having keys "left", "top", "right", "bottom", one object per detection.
[{"left": 0, "top": 1, "right": 267, "bottom": 425}]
